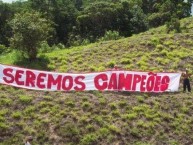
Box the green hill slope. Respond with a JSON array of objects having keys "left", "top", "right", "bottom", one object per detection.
[
  {"left": 45, "top": 17, "right": 193, "bottom": 73},
  {"left": 1, "top": 17, "right": 193, "bottom": 145}
]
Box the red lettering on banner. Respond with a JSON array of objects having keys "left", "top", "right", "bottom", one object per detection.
[
  {"left": 74, "top": 76, "right": 85, "bottom": 91},
  {"left": 62, "top": 76, "right": 73, "bottom": 91},
  {"left": 37, "top": 73, "right": 46, "bottom": 89},
  {"left": 132, "top": 74, "right": 141, "bottom": 91},
  {"left": 140, "top": 75, "right": 146, "bottom": 92},
  {"left": 154, "top": 76, "right": 161, "bottom": 91},
  {"left": 160, "top": 76, "right": 170, "bottom": 91},
  {"left": 47, "top": 74, "right": 62, "bottom": 90},
  {"left": 118, "top": 73, "right": 132, "bottom": 90},
  {"left": 94, "top": 74, "right": 108, "bottom": 90},
  {"left": 146, "top": 75, "right": 155, "bottom": 92},
  {"left": 3, "top": 68, "right": 14, "bottom": 83},
  {"left": 15, "top": 70, "right": 24, "bottom": 85},
  {"left": 108, "top": 73, "right": 117, "bottom": 90},
  {"left": 26, "top": 70, "right": 36, "bottom": 87},
  {"left": 0, "top": 64, "right": 176, "bottom": 92}
]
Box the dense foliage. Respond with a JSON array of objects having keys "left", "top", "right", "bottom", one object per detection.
[
  {"left": 0, "top": 0, "right": 192, "bottom": 48},
  {"left": 9, "top": 11, "right": 53, "bottom": 60}
]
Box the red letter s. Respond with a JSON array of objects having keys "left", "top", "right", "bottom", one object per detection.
[
  {"left": 74, "top": 76, "right": 85, "bottom": 91},
  {"left": 3, "top": 68, "right": 14, "bottom": 83}
]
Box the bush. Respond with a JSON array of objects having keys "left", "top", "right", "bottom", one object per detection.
[
  {"left": 19, "top": 95, "right": 32, "bottom": 104},
  {"left": 68, "top": 34, "right": 91, "bottom": 46},
  {"left": 99, "top": 30, "right": 122, "bottom": 41},
  {"left": 0, "top": 45, "right": 10, "bottom": 54},
  {"left": 12, "top": 111, "right": 22, "bottom": 119},
  {"left": 80, "top": 133, "right": 98, "bottom": 145},
  {"left": 106, "top": 60, "right": 116, "bottom": 68},
  {"left": 39, "top": 41, "right": 53, "bottom": 53},
  {"left": 166, "top": 17, "right": 181, "bottom": 33},
  {"left": 57, "top": 123, "right": 80, "bottom": 139}
]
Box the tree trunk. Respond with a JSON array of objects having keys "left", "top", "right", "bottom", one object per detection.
[{"left": 28, "top": 48, "right": 37, "bottom": 61}]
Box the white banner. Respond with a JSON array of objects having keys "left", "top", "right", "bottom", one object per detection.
[{"left": 0, "top": 64, "right": 181, "bottom": 92}]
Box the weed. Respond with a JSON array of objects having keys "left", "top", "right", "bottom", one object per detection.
[
  {"left": 136, "top": 96, "right": 144, "bottom": 103},
  {"left": 86, "top": 124, "right": 95, "bottom": 132},
  {"left": 43, "top": 96, "right": 53, "bottom": 101},
  {"left": 80, "top": 133, "right": 98, "bottom": 145},
  {"left": 19, "top": 95, "right": 32, "bottom": 104},
  {"left": 118, "top": 100, "right": 127, "bottom": 108},
  {"left": 97, "top": 127, "right": 110, "bottom": 137},
  {"left": 0, "top": 116, "right": 5, "bottom": 122},
  {"left": 106, "top": 60, "right": 116, "bottom": 68},
  {"left": 66, "top": 101, "right": 75, "bottom": 108},
  {"left": 0, "top": 122, "right": 9, "bottom": 132},
  {"left": 81, "top": 102, "right": 92, "bottom": 110},
  {"left": 151, "top": 37, "right": 160, "bottom": 46},
  {"left": 94, "top": 115, "right": 104, "bottom": 126},
  {"left": 108, "top": 125, "right": 121, "bottom": 134},
  {"left": 99, "top": 97, "right": 107, "bottom": 105},
  {"left": 0, "top": 109, "right": 8, "bottom": 116},
  {"left": 122, "top": 112, "right": 138, "bottom": 120},
  {"left": 130, "top": 127, "right": 141, "bottom": 137},
  {"left": 12, "top": 111, "right": 22, "bottom": 119},
  {"left": 112, "top": 110, "right": 120, "bottom": 117},
  {"left": 109, "top": 102, "right": 117, "bottom": 110},
  {"left": 0, "top": 98, "right": 13, "bottom": 106},
  {"left": 120, "top": 58, "right": 131, "bottom": 65}
]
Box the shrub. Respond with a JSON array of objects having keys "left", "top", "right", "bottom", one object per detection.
[
  {"left": 99, "top": 30, "right": 122, "bottom": 41},
  {"left": 156, "top": 44, "right": 165, "bottom": 51},
  {"left": 109, "top": 103, "right": 117, "bottom": 110},
  {"left": 24, "top": 106, "right": 36, "bottom": 115},
  {"left": 118, "top": 101, "right": 127, "bottom": 108},
  {"left": 58, "top": 123, "right": 80, "bottom": 138},
  {"left": 43, "top": 96, "right": 53, "bottom": 101},
  {"left": 151, "top": 37, "right": 160, "bottom": 46},
  {"left": 112, "top": 110, "right": 120, "bottom": 117},
  {"left": 66, "top": 101, "right": 75, "bottom": 108},
  {"left": 0, "top": 98, "right": 13, "bottom": 106},
  {"left": 12, "top": 111, "right": 22, "bottom": 119},
  {"left": 98, "top": 128, "right": 110, "bottom": 137},
  {"left": 136, "top": 96, "right": 144, "bottom": 103},
  {"left": 0, "top": 45, "right": 10, "bottom": 54},
  {"left": 106, "top": 60, "right": 116, "bottom": 68},
  {"left": 94, "top": 115, "right": 104, "bottom": 125},
  {"left": 0, "top": 122, "right": 9, "bottom": 132},
  {"left": 82, "top": 102, "right": 92, "bottom": 110},
  {"left": 19, "top": 95, "right": 32, "bottom": 104},
  {"left": 122, "top": 112, "right": 137, "bottom": 120},
  {"left": 108, "top": 125, "right": 121, "bottom": 134},
  {"left": 99, "top": 98, "right": 107, "bottom": 105},
  {"left": 39, "top": 41, "right": 53, "bottom": 53},
  {"left": 86, "top": 124, "right": 95, "bottom": 132},
  {"left": 120, "top": 58, "right": 131, "bottom": 64},
  {"left": 80, "top": 133, "right": 98, "bottom": 145},
  {"left": 166, "top": 17, "right": 181, "bottom": 33}
]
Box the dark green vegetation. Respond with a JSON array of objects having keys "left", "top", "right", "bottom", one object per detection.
[
  {"left": 1, "top": 0, "right": 192, "bottom": 61},
  {"left": 0, "top": 0, "right": 192, "bottom": 47},
  {"left": 0, "top": 16, "right": 193, "bottom": 144}
]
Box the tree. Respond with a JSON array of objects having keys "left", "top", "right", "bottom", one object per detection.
[
  {"left": 29, "top": 0, "right": 78, "bottom": 45},
  {"left": 147, "top": 0, "right": 193, "bottom": 27},
  {"left": 9, "top": 11, "right": 54, "bottom": 60},
  {"left": 0, "top": 1, "right": 13, "bottom": 46},
  {"left": 77, "top": 2, "right": 122, "bottom": 40}
]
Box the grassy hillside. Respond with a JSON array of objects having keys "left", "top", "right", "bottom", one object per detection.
[{"left": 1, "top": 17, "right": 193, "bottom": 145}]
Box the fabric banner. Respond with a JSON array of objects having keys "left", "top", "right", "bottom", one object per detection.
[{"left": 0, "top": 64, "right": 181, "bottom": 92}]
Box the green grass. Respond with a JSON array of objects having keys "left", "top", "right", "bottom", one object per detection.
[{"left": 0, "top": 17, "right": 193, "bottom": 144}]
